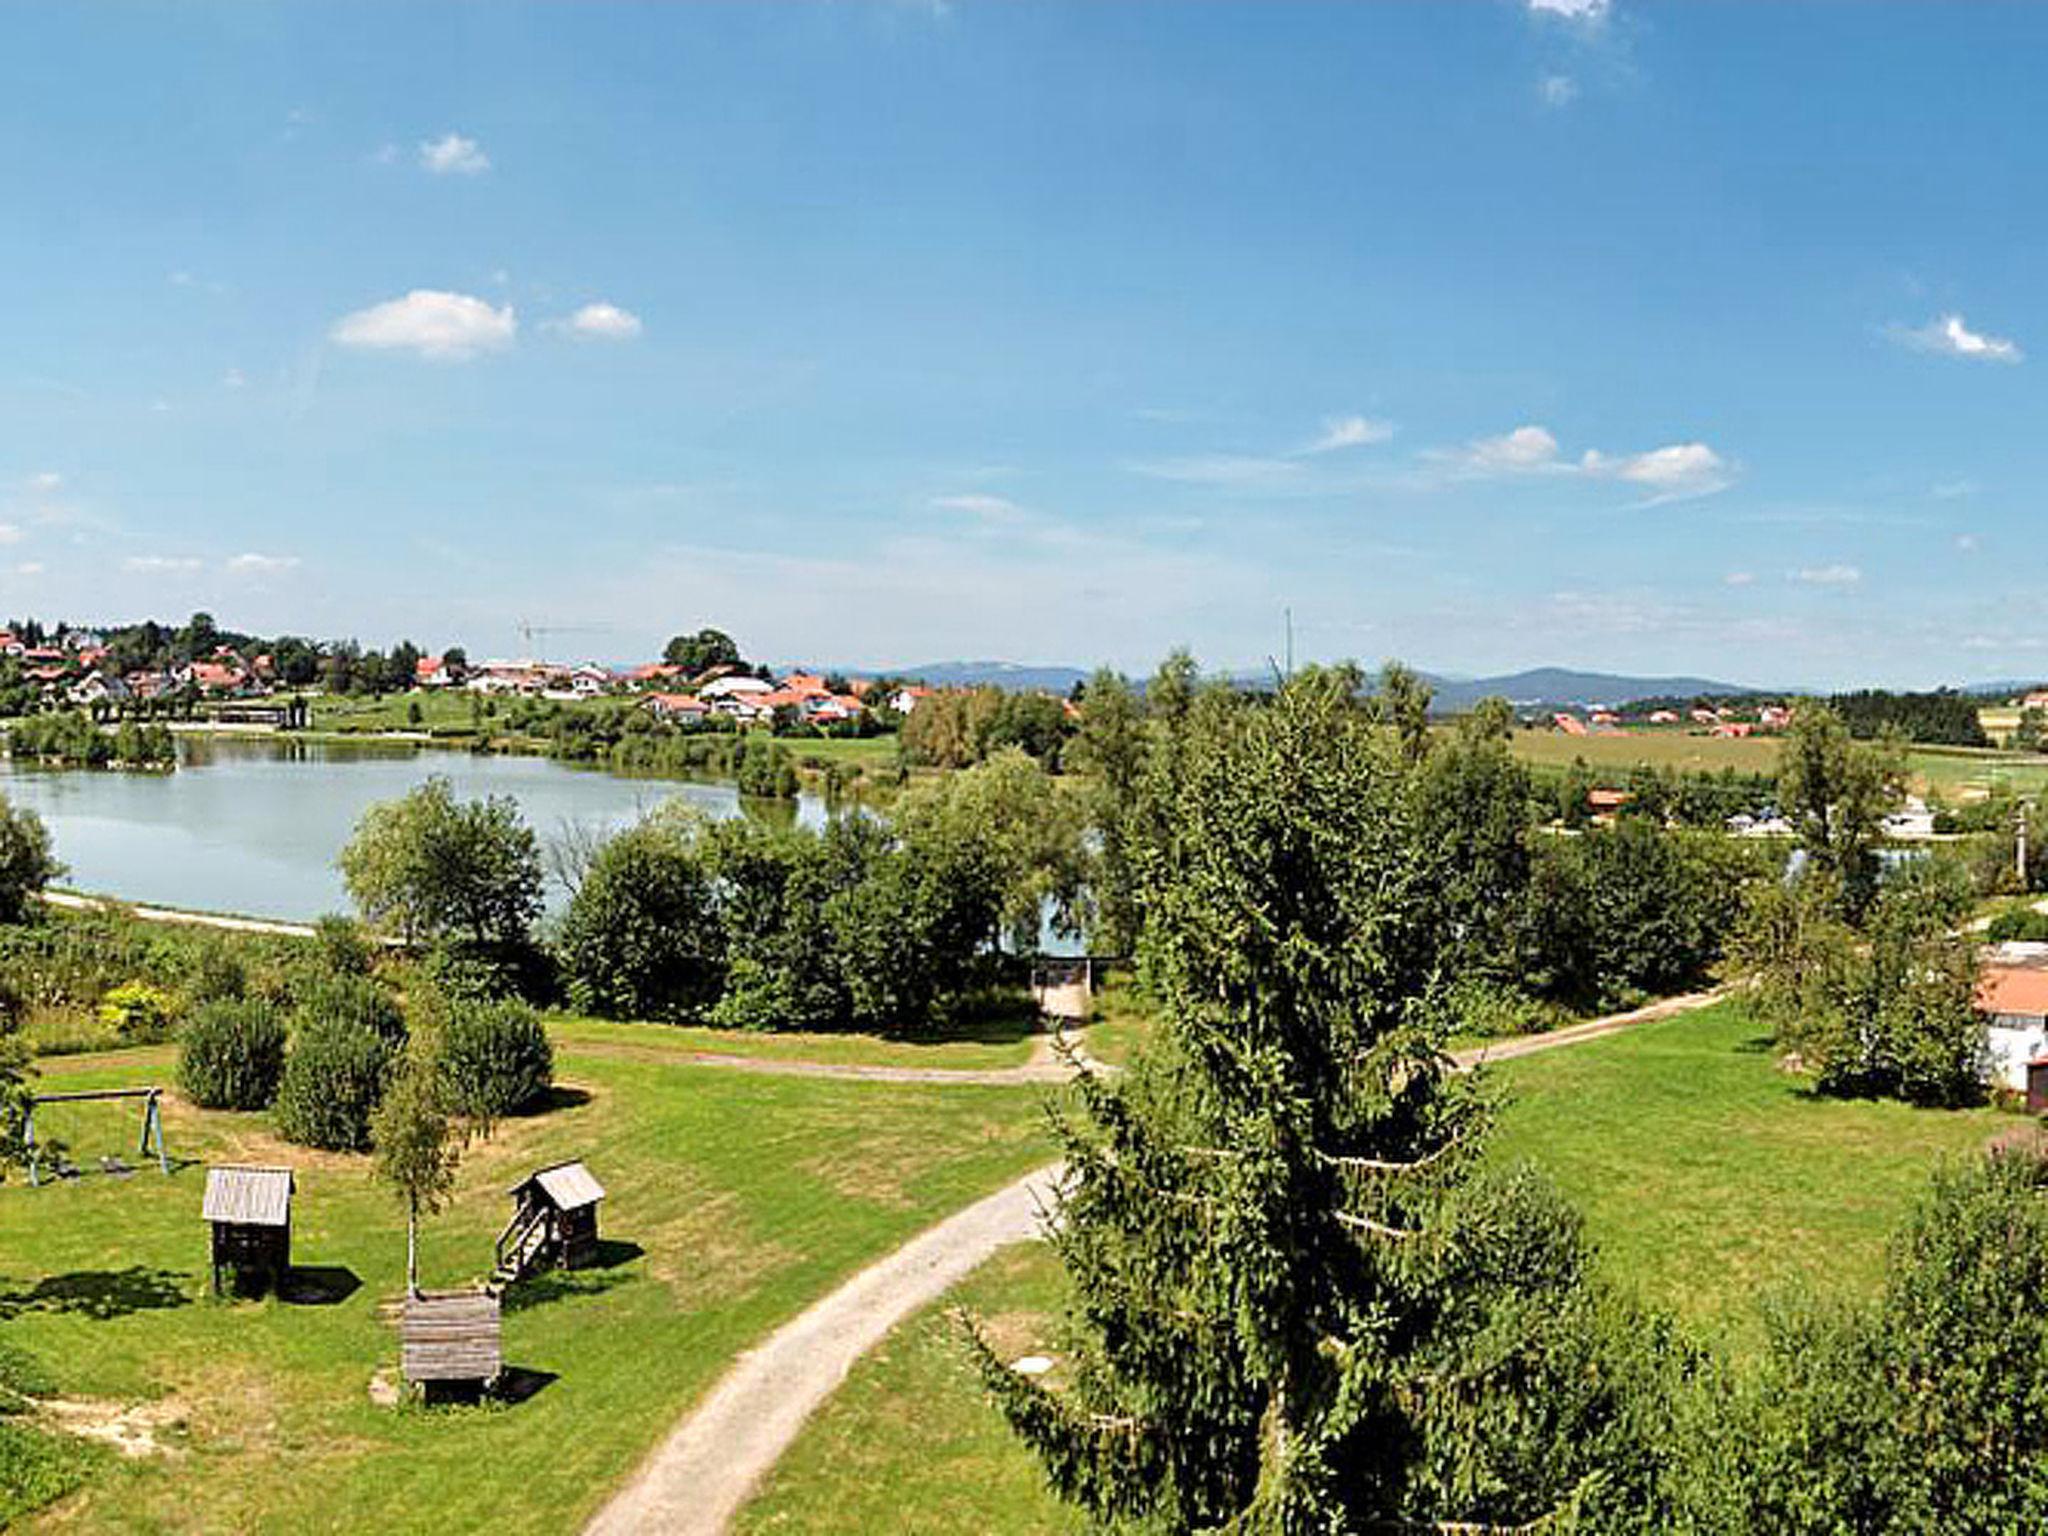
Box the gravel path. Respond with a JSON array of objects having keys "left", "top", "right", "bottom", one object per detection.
[
  {"left": 583, "top": 1165, "right": 1065, "bottom": 1536},
  {"left": 37, "top": 889, "right": 322, "bottom": 939},
  {"left": 581, "top": 988, "right": 1725, "bottom": 1535}
]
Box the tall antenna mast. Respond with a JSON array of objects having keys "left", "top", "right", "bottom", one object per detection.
[{"left": 1285, "top": 607, "right": 1294, "bottom": 678}]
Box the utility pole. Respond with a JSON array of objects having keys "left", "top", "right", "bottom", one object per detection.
[
  {"left": 1284, "top": 607, "right": 1294, "bottom": 679},
  {"left": 2019, "top": 801, "right": 2031, "bottom": 888}
]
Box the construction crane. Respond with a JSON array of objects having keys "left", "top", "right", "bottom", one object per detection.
[{"left": 515, "top": 619, "right": 608, "bottom": 663}]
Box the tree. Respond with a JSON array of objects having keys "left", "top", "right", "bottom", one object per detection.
[
  {"left": 1687, "top": 1147, "right": 2048, "bottom": 1532},
  {"left": 0, "top": 794, "right": 62, "bottom": 923},
  {"left": 976, "top": 668, "right": 1658, "bottom": 1531},
  {"left": 662, "top": 627, "right": 741, "bottom": 674},
  {"left": 1777, "top": 703, "right": 1904, "bottom": 919},
  {"left": 371, "top": 1045, "right": 460, "bottom": 1297},
  {"left": 557, "top": 808, "right": 725, "bottom": 1021},
  {"left": 1063, "top": 669, "right": 1148, "bottom": 954},
  {"left": 337, "top": 777, "right": 543, "bottom": 950}
]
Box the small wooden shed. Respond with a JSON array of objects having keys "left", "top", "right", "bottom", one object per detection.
[
  {"left": 203, "top": 1165, "right": 294, "bottom": 1296},
  {"left": 2027, "top": 1056, "right": 2048, "bottom": 1115},
  {"left": 401, "top": 1292, "right": 503, "bottom": 1403},
  {"left": 503, "top": 1161, "right": 606, "bottom": 1275}
]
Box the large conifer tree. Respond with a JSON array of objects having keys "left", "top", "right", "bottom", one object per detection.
[{"left": 978, "top": 667, "right": 1668, "bottom": 1533}]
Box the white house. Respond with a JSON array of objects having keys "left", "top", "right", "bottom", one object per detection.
[
  {"left": 699, "top": 674, "right": 774, "bottom": 701},
  {"left": 1977, "top": 963, "right": 2048, "bottom": 1091}
]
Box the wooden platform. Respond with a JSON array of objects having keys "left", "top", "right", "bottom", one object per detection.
[{"left": 401, "top": 1292, "right": 502, "bottom": 1385}]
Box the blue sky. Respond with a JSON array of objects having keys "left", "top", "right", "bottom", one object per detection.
[{"left": 3, "top": 1, "right": 2046, "bottom": 685}]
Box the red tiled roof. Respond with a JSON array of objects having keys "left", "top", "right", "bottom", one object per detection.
[{"left": 1979, "top": 966, "right": 2048, "bottom": 1018}]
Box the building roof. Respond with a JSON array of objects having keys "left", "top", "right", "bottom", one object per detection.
[
  {"left": 511, "top": 1160, "right": 605, "bottom": 1210},
  {"left": 1978, "top": 965, "right": 2048, "bottom": 1019},
  {"left": 203, "top": 1165, "right": 294, "bottom": 1226},
  {"left": 401, "top": 1292, "right": 503, "bottom": 1382}
]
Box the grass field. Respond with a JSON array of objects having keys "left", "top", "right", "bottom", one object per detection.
[
  {"left": 735, "top": 1000, "right": 2022, "bottom": 1535},
  {"left": 563, "top": 1008, "right": 1043, "bottom": 1072},
  {"left": 0, "top": 1019, "right": 1054, "bottom": 1533},
  {"left": 1507, "top": 727, "right": 1782, "bottom": 777}
]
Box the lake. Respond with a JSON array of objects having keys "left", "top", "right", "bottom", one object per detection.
[{"left": 0, "top": 737, "right": 829, "bottom": 922}]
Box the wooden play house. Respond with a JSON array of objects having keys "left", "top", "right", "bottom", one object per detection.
[
  {"left": 490, "top": 1161, "right": 605, "bottom": 1292},
  {"left": 401, "top": 1291, "right": 503, "bottom": 1403},
  {"left": 203, "top": 1165, "right": 293, "bottom": 1296}
]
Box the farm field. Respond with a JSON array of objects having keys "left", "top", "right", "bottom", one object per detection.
[
  {"left": 737, "top": 1001, "right": 2022, "bottom": 1535},
  {"left": 0, "top": 1019, "right": 1054, "bottom": 1533},
  {"left": 1506, "top": 728, "right": 1780, "bottom": 776}
]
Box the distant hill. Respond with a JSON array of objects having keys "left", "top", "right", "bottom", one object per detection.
[
  {"left": 1425, "top": 667, "right": 1759, "bottom": 713},
  {"left": 865, "top": 659, "right": 1762, "bottom": 709},
  {"left": 886, "top": 660, "right": 1091, "bottom": 694}
]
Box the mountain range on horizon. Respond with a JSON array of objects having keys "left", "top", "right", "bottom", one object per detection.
[{"left": 867, "top": 660, "right": 2048, "bottom": 711}]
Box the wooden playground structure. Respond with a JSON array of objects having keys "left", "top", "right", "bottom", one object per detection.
[{"left": 23, "top": 1085, "right": 171, "bottom": 1186}]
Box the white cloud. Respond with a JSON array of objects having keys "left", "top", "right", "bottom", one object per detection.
[
  {"left": 1301, "top": 415, "right": 1395, "bottom": 454},
  {"left": 226, "top": 552, "right": 301, "bottom": 577},
  {"left": 1433, "top": 424, "right": 1733, "bottom": 504},
  {"left": 124, "top": 556, "right": 202, "bottom": 575},
  {"left": 1582, "top": 441, "right": 1733, "bottom": 505},
  {"left": 27, "top": 472, "right": 61, "bottom": 493},
  {"left": 0, "top": 525, "right": 23, "bottom": 546},
  {"left": 12, "top": 562, "right": 43, "bottom": 577},
  {"left": 1541, "top": 74, "right": 1580, "bottom": 107},
  {"left": 1724, "top": 570, "right": 1756, "bottom": 586},
  {"left": 1462, "top": 424, "right": 1564, "bottom": 471},
  {"left": 418, "top": 133, "right": 489, "bottom": 176},
  {"left": 1895, "top": 313, "right": 2022, "bottom": 364},
  {"left": 1956, "top": 533, "right": 1980, "bottom": 553},
  {"left": 1932, "top": 478, "right": 1979, "bottom": 500},
  {"left": 931, "top": 493, "right": 1025, "bottom": 522},
  {"left": 1792, "top": 564, "right": 1862, "bottom": 587},
  {"left": 330, "top": 290, "right": 516, "bottom": 361},
  {"left": 222, "top": 368, "right": 247, "bottom": 390},
  {"left": 549, "top": 302, "right": 644, "bottom": 341},
  {"left": 1528, "top": 0, "right": 1610, "bottom": 19}
]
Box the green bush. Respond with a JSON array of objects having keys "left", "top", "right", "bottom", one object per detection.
[
  {"left": 0, "top": 795, "right": 61, "bottom": 924},
  {"left": 96, "top": 981, "right": 180, "bottom": 1044},
  {"left": 273, "top": 1019, "right": 392, "bottom": 1150},
  {"left": 312, "top": 913, "right": 376, "bottom": 977},
  {"left": 295, "top": 972, "right": 405, "bottom": 1047},
  {"left": 437, "top": 999, "right": 553, "bottom": 1119},
  {"left": 1984, "top": 905, "right": 2048, "bottom": 943},
  {"left": 177, "top": 998, "right": 287, "bottom": 1110},
  {"left": 556, "top": 817, "right": 723, "bottom": 1021}
]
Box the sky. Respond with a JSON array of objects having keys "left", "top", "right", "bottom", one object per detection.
[{"left": 4, "top": 1, "right": 2048, "bottom": 686}]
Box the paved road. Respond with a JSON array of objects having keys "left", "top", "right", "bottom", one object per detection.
[{"left": 580, "top": 988, "right": 1725, "bottom": 1535}]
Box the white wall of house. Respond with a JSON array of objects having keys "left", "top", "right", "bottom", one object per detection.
[{"left": 1987, "top": 1016, "right": 2048, "bottom": 1091}]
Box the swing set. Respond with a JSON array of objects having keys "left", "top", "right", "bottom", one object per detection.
[{"left": 23, "top": 1086, "right": 171, "bottom": 1187}]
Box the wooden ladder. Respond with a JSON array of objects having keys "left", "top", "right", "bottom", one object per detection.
[{"left": 485, "top": 1207, "right": 549, "bottom": 1297}]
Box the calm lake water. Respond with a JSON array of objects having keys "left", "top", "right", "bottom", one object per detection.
[{"left": 0, "top": 737, "right": 828, "bottom": 922}]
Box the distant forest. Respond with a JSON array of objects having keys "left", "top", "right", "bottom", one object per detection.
[{"left": 1827, "top": 688, "right": 1989, "bottom": 748}]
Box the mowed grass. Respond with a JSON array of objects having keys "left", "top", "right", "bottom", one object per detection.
[
  {"left": 737, "top": 1240, "right": 1079, "bottom": 1536},
  {"left": 562, "top": 1010, "right": 1042, "bottom": 1072},
  {"left": 1486, "top": 1000, "right": 2015, "bottom": 1347},
  {"left": 2, "top": 1019, "right": 1054, "bottom": 1534},
  {"left": 739, "top": 1000, "right": 2024, "bottom": 1535}
]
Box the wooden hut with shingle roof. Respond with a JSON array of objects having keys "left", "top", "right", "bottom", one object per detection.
[
  {"left": 203, "top": 1165, "right": 294, "bottom": 1296},
  {"left": 401, "top": 1291, "right": 503, "bottom": 1402}
]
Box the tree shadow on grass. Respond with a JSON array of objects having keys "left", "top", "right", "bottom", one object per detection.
[
  {"left": 1735, "top": 1034, "right": 1779, "bottom": 1056},
  {"left": 510, "top": 1085, "right": 593, "bottom": 1119},
  {"left": 0, "top": 1266, "right": 194, "bottom": 1321},
  {"left": 280, "top": 1266, "right": 362, "bottom": 1306}
]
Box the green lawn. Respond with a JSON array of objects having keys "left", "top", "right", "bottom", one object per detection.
[
  {"left": 737, "top": 1241, "right": 1079, "bottom": 1536},
  {"left": 561, "top": 1008, "right": 1043, "bottom": 1072},
  {"left": 1487, "top": 1000, "right": 2016, "bottom": 1347},
  {"left": 308, "top": 690, "right": 487, "bottom": 737},
  {"left": 2, "top": 1019, "right": 1054, "bottom": 1533},
  {"left": 735, "top": 1001, "right": 2023, "bottom": 1535}
]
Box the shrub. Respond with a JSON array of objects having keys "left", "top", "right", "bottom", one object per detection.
[
  {"left": 1984, "top": 905, "right": 2048, "bottom": 944},
  {"left": 436, "top": 999, "right": 553, "bottom": 1120},
  {"left": 295, "top": 972, "right": 406, "bottom": 1047},
  {"left": 273, "top": 1019, "right": 392, "bottom": 1150},
  {"left": 96, "top": 981, "right": 180, "bottom": 1044},
  {"left": 186, "top": 940, "right": 247, "bottom": 1006},
  {"left": 312, "top": 914, "right": 376, "bottom": 977},
  {"left": 178, "top": 998, "right": 287, "bottom": 1110}
]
